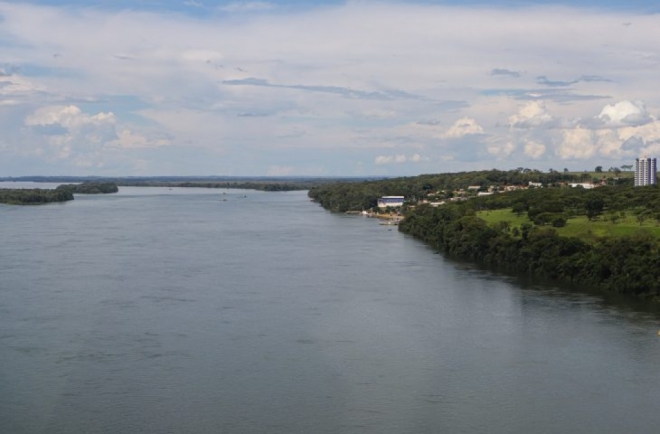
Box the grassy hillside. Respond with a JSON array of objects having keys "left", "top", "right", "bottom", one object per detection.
[{"left": 477, "top": 208, "right": 660, "bottom": 243}]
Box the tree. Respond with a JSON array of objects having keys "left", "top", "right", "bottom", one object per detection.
[
  {"left": 533, "top": 212, "right": 554, "bottom": 226},
  {"left": 607, "top": 212, "right": 620, "bottom": 225},
  {"left": 552, "top": 217, "right": 567, "bottom": 227},
  {"left": 585, "top": 195, "right": 604, "bottom": 221},
  {"left": 595, "top": 166, "right": 603, "bottom": 173},
  {"left": 636, "top": 210, "right": 649, "bottom": 226},
  {"left": 493, "top": 220, "right": 511, "bottom": 234},
  {"left": 512, "top": 202, "right": 526, "bottom": 217}
]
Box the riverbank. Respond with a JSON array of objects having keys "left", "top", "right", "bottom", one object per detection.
[
  {"left": 399, "top": 204, "right": 660, "bottom": 302},
  {"left": 345, "top": 210, "right": 402, "bottom": 224}
]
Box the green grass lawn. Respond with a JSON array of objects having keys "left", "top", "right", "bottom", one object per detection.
[
  {"left": 478, "top": 209, "right": 529, "bottom": 227},
  {"left": 477, "top": 208, "right": 660, "bottom": 242}
]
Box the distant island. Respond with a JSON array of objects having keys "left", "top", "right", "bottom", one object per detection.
[
  {"left": 56, "top": 182, "right": 119, "bottom": 194},
  {"left": 0, "top": 181, "right": 118, "bottom": 205},
  {"left": 309, "top": 168, "right": 660, "bottom": 302},
  {"left": 0, "top": 188, "right": 74, "bottom": 205}
]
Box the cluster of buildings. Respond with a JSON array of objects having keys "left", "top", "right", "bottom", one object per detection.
[{"left": 376, "top": 156, "right": 658, "bottom": 210}]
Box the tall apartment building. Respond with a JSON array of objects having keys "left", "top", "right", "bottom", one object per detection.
[{"left": 634, "top": 157, "right": 657, "bottom": 186}]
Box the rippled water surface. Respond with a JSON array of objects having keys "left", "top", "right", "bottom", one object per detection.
[{"left": 2, "top": 186, "right": 660, "bottom": 433}]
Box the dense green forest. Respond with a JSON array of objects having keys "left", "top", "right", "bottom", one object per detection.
[
  {"left": 309, "top": 170, "right": 660, "bottom": 301},
  {"left": 398, "top": 191, "right": 660, "bottom": 300},
  {"left": 0, "top": 188, "right": 74, "bottom": 205},
  {"left": 56, "top": 182, "right": 119, "bottom": 194}
]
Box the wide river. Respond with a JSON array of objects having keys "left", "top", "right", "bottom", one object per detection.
[{"left": 2, "top": 185, "right": 660, "bottom": 433}]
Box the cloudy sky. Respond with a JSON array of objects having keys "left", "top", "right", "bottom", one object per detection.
[{"left": 1, "top": 0, "right": 659, "bottom": 176}]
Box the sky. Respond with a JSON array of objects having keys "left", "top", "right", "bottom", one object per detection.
[{"left": 0, "top": 0, "right": 659, "bottom": 176}]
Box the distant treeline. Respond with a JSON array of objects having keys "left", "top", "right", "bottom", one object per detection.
[
  {"left": 0, "top": 188, "right": 73, "bottom": 205},
  {"left": 56, "top": 182, "right": 119, "bottom": 194},
  {"left": 1, "top": 176, "right": 373, "bottom": 192},
  {"left": 115, "top": 181, "right": 315, "bottom": 191},
  {"left": 308, "top": 169, "right": 628, "bottom": 212},
  {"left": 112, "top": 178, "right": 371, "bottom": 191},
  {"left": 399, "top": 185, "right": 660, "bottom": 300}
]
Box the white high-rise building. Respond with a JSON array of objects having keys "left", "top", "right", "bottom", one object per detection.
[{"left": 634, "top": 157, "right": 657, "bottom": 186}]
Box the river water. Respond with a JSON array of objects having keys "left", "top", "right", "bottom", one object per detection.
[{"left": 1, "top": 186, "right": 660, "bottom": 433}]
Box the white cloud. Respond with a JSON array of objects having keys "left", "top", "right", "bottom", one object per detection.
[
  {"left": 524, "top": 141, "right": 546, "bottom": 159},
  {"left": 1, "top": 2, "right": 660, "bottom": 175},
  {"left": 556, "top": 127, "right": 596, "bottom": 159},
  {"left": 0, "top": 74, "right": 45, "bottom": 105},
  {"left": 374, "top": 153, "right": 425, "bottom": 165},
  {"left": 108, "top": 129, "right": 170, "bottom": 149},
  {"left": 597, "top": 100, "right": 651, "bottom": 127},
  {"left": 442, "top": 118, "right": 484, "bottom": 139},
  {"left": 487, "top": 141, "right": 515, "bottom": 158},
  {"left": 24, "top": 105, "right": 116, "bottom": 129},
  {"left": 374, "top": 155, "right": 393, "bottom": 165},
  {"left": 508, "top": 101, "right": 553, "bottom": 129},
  {"left": 23, "top": 105, "right": 118, "bottom": 163},
  {"left": 541, "top": 101, "right": 660, "bottom": 161},
  {"left": 593, "top": 129, "right": 625, "bottom": 158},
  {"left": 19, "top": 105, "right": 171, "bottom": 174},
  {"left": 618, "top": 119, "right": 660, "bottom": 143}
]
